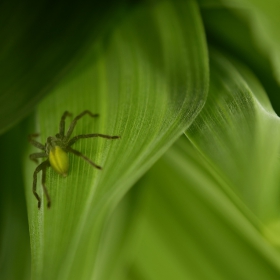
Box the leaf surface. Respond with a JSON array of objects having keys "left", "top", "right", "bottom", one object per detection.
[
  {"left": 23, "top": 1, "right": 208, "bottom": 279},
  {"left": 116, "top": 50, "right": 280, "bottom": 279},
  {"left": 0, "top": 0, "right": 127, "bottom": 134}
]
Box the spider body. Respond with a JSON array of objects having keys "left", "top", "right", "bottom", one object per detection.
[
  {"left": 48, "top": 145, "right": 69, "bottom": 177},
  {"left": 29, "top": 110, "right": 120, "bottom": 209}
]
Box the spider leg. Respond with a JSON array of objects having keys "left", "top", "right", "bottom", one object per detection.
[
  {"left": 42, "top": 161, "right": 51, "bottom": 208},
  {"left": 59, "top": 111, "right": 72, "bottom": 137},
  {"left": 28, "top": 134, "right": 45, "bottom": 150},
  {"left": 33, "top": 160, "right": 49, "bottom": 209},
  {"left": 66, "top": 147, "right": 102, "bottom": 170},
  {"left": 68, "top": 134, "right": 120, "bottom": 146},
  {"left": 29, "top": 152, "right": 47, "bottom": 164},
  {"left": 65, "top": 110, "right": 99, "bottom": 140}
]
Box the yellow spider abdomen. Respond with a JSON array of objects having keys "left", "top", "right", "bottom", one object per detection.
[{"left": 49, "top": 146, "right": 69, "bottom": 177}]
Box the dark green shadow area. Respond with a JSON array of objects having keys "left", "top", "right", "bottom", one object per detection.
[
  {"left": 200, "top": 6, "right": 280, "bottom": 115},
  {"left": 0, "top": 120, "right": 31, "bottom": 280},
  {"left": 0, "top": 0, "right": 140, "bottom": 134}
]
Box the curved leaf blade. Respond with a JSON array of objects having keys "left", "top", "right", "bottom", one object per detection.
[
  {"left": 125, "top": 136, "right": 280, "bottom": 280},
  {"left": 115, "top": 50, "right": 280, "bottom": 279},
  {"left": 0, "top": 0, "right": 127, "bottom": 134},
  {"left": 187, "top": 50, "right": 280, "bottom": 222},
  {"left": 23, "top": 1, "right": 208, "bottom": 279}
]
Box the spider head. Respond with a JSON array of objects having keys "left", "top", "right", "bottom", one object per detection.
[{"left": 46, "top": 136, "right": 61, "bottom": 153}]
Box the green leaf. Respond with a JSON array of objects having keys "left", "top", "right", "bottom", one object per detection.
[
  {"left": 199, "top": 3, "right": 280, "bottom": 114},
  {"left": 0, "top": 125, "right": 30, "bottom": 280},
  {"left": 117, "top": 50, "right": 280, "bottom": 279},
  {"left": 219, "top": 0, "right": 280, "bottom": 84},
  {"left": 23, "top": 1, "right": 208, "bottom": 279},
  {"left": 126, "top": 136, "right": 280, "bottom": 280},
  {"left": 187, "top": 50, "right": 280, "bottom": 222},
  {"left": 186, "top": 50, "right": 280, "bottom": 272},
  {"left": 0, "top": 0, "right": 128, "bottom": 134}
]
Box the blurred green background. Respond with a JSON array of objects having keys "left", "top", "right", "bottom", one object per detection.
[{"left": 1, "top": 0, "right": 280, "bottom": 279}]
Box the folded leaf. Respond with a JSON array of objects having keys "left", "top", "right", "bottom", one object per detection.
[
  {"left": 187, "top": 50, "right": 280, "bottom": 224},
  {"left": 126, "top": 136, "right": 280, "bottom": 280},
  {"left": 23, "top": 1, "right": 208, "bottom": 279},
  {"left": 0, "top": 0, "right": 128, "bottom": 134},
  {"left": 118, "top": 50, "right": 280, "bottom": 279}
]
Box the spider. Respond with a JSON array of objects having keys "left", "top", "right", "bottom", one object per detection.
[{"left": 29, "top": 110, "right": 120, "bottom": 209}]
